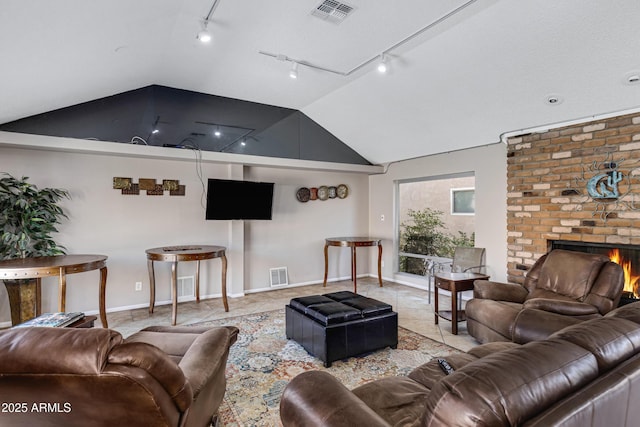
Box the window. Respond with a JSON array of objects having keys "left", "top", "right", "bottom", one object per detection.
[
  {"left": 396, "top": 173, "right": 475, "bottom": 276},
  {"left": 451, "top": 188, "right": 475, "bottom": 214}
]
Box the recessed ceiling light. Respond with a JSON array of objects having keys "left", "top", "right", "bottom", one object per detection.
[{"left": 544, "top": 94, "right": 564, "bottom": 106}]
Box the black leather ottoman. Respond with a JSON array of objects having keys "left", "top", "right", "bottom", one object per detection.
[{"left": 285, "top": 291, "right": 398, "bottom": 367}]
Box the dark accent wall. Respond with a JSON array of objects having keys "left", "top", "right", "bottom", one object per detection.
[{"left": 0, "top": 85, "right": 371, "bottom": 165}]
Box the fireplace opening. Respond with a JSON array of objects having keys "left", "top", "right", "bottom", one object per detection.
[{"left": 549, "top": 240, "right": 640, "bottom": 305}]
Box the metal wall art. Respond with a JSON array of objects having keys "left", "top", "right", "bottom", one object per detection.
[
  {"left": 113, "top": 177, "right": 185, "bottom": 196},
  {"left": 296, "top": 184, "right": 348, "bottom": 202},
  {"left": 566, "top": 152, "right": 640, "bottom": 222}
]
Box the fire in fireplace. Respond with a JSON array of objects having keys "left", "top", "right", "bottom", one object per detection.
[
  {"left": 550, "top": 240, "right": 640, "bottom": 305},
  {"left": 608, "top": 249, "right": 640, "bottom": 299}
]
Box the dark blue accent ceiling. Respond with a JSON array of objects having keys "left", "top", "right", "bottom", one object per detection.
[{"left": 0, "top": 85, "right": 371, "bottom": 165}]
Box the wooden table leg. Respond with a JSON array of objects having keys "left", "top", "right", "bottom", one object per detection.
[
  {"left": 221, "top": 254, "right": 229, "bottom": 312},
  {"left": 58, "top": 268, "right": 66, "bottom": 312},
  {"left": 147, "top": 259, "right": 156, "bottom": 314},
  {"left": 451, "top": 284, "right": 458, "bottom": 335},
  {"left": 35, "top": 278, "right": 42, "bottom": 316},
  {"left": 352, "top": 246, "right": 357, "bottom": 293},
  {"left": 171, "top": 260, "right": 178, "bottom": 326},
  {"left": 377, "top": 244, "right": 383, "bottom": 287},
  {"left": 323, "top": 243, "right": 329, "bottom": 287},
  {"left": 99, "top": 266, "right": 108, "bottom": 328},
  {"left": 195, "top": 260, "right": 201, "bottom": 303}
]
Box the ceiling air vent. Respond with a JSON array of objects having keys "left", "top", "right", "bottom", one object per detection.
[{"left": 311, "top": 0, "right": 355, "bottom": 24}]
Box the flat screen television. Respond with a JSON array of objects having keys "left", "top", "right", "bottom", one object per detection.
[{"left": 205, "top": 179, "right": 274, "bottom": 220}]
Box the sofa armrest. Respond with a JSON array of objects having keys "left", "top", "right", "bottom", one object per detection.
[
  {"left": 512, "top": 308, "right": 586, "bottom": 344},
  {"left": 523, "top": 298, "right": 599, "bottom": 315},
  {"left": 108, "top": 342, "right": 193, "bottom": 412},
  {"left": 178, "top": 326, "right": 239, "bottom": 397},
  {"left": 280, "top": 371, "right": 389, "bottom": 427},
  {"left": 473, "top": 280, "right": 528, "bottom": 303}
]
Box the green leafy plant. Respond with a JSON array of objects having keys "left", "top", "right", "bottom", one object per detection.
[
  {"left": 0, "top": 173, "right": 70, "bottom": 260},
  {"left": 399, "top": 207, "right": 475, "bottom": 275}
]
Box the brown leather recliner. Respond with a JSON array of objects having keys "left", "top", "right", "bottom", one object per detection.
[
  {"left": 466, "top": 249, "right": 624, "bottom": 344},
  {"left": 0, "top": 324, "right": 238, "bottom": 427}
]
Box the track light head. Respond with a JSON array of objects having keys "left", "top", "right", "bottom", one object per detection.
[
  {"left": 377, "top": 54, "right": 388, "bottom": 73},
  {"left": 289, "top": 62, "right": 299, "bottom": 79},
  {"left": 197, "top": 27, "right": 212, "bottom": 43}
]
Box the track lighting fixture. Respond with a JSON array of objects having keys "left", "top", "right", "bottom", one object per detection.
[
  {"left": 197, "top": 0, "right": 221, "bottom": 44},
  {"left": 377, "top": 54, "right": 388, "bottom": 73},
  {"left": 289, "top": 62, "right": 299, "bottom": 79},
  {"left": 197, "top": 24, "right": 212, "bottom": 43},
  {"left": 259, "top": 0, "right": 478, "bottom": 76}
]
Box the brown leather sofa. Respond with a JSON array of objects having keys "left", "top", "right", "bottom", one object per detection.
[
  {"left": 466, "top": 249, "right": 624, "bottom": 344},
  {"left": 0, "top": 324, "right": 238, "bottom": 427},
  {"left": 280, "top": 301, "right": 640, "bottom": 426}
]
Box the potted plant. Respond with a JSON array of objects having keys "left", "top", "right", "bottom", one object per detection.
[{"left": 0, "top": 173, "right": 70, "bottom": 325}]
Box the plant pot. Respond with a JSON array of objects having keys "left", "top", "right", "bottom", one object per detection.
[{"left": 3, "top": 278, "right": 41, "bottom": 326}]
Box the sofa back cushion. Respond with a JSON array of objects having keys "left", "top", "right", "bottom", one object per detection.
[
  {"left": 549, "top": 317, "right": 640, "bottom": 372},
  {"left": 526, "top": 250, "right": 609, "bottom": 301},
  {"left": 423, "top": 339, "right": 599, "bottom": 426},
  {"left": 0, "top": 327, "right": 122, "bottom": 375}
]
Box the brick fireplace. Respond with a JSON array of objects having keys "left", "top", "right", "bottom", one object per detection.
[{"left": 506, "top": 112, "right": 640, "bottom": 289}]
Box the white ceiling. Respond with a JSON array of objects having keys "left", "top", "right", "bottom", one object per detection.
[{"left": 1, "top": 0, "right": 639, "bottom": 165}]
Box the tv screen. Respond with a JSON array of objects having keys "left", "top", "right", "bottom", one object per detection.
[{"left": 206, "top": 179, "right": 274, "bottom": 220}]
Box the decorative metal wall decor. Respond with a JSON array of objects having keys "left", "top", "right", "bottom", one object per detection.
[
  {"left": 296, "top": 184, "right": 348, "bottom": 202},
  {"left": 566, "top": 152, "right": 640, "bottom": 222},
  {"left": 113, "top": 177, "right": 185, "bottom": 196}
]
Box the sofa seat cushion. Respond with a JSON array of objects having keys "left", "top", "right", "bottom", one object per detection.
[
  {"left": 352, "top": 376, "right": 430, "bottom": 427},
  {"left": 466, "top": 299, "right": 522, "bottom": 340}
]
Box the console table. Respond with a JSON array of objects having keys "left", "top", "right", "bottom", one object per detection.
[
  {"left": 0, "top": 255, "right": 109, "bottom": 328},
  {"left": 434, "top": 271, "right": 489, "bottom": 335},
  {"left": 323, "top": 237, "right": 383, "bottom": 293},
  {"left": 146, "top": 245, "right": 228, "bottom": 326}
]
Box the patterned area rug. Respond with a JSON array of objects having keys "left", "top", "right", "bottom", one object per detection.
[{"left": 191, "top": 309, "right": 461, "bottom": 426}]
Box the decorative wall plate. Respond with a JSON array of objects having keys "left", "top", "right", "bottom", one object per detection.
[
  {"left": 317, "top": 186, "right": 329, "bottom": 200},
  {"left": 310, "top": 187, "right": 318, "bottom": 200},
  {"left": 337, "top": 184, "right": 349, "bottom": 199},
  {"left": 296, "top": 187, "right": 311, "bottom": 202},
  {"left": 328, "top": 186, "right": 337, "bottom": 198}
]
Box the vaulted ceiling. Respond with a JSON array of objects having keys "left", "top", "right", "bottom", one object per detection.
[{"left": 1, "top": 0, "right": 639, "bottom": 165}]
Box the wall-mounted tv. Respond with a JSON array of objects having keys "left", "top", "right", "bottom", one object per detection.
[{"left": 206, "top": 179, "right": 274, "bottom": 220}]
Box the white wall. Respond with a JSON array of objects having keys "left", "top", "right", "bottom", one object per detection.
[
  {"left": 0, "top": 145, "right": 369, "bottom": 324},
  {"left": 368, "top": 143, "right": 508, "bottom": 286}
]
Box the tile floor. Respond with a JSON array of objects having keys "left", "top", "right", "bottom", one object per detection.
[{"left": 106, "top": 277, "right": 479, "bottom": 352}]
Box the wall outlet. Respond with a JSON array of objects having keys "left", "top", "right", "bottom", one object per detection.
[{"left": 135, "top": 281, "right": 143, "bottom": 291}]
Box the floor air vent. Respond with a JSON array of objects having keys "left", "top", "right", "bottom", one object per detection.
[
  {"left": 311, "top": 0, "right": 355, "bottom": 24},
  {"left": 270, "top": 267, "right": 289, "bottom": 287},
  {"left": 177, "top": 276, "right": 195, "bottom": 301}
]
